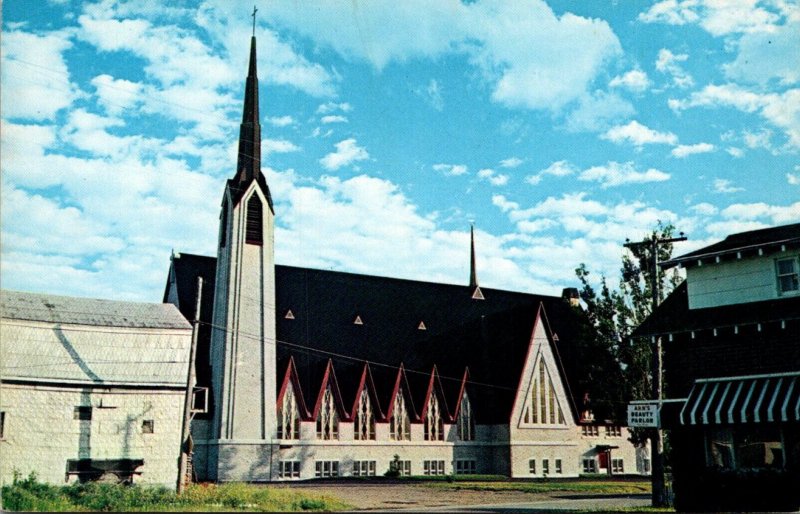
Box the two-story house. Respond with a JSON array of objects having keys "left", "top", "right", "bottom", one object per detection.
[{"left": 634, "top": 223, "right": 800, "bottom": 512}]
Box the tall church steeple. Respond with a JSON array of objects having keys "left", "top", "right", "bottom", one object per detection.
[
  {"left": 208, "top": 27, "right": 278, "bottom": 479},
  {"left": 236, "top": 36, "right": 261, "bottom": 186}
]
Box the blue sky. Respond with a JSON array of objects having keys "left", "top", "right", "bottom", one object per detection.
[{"left": 1, "top": 0, "right": 799, "bottom": 302}]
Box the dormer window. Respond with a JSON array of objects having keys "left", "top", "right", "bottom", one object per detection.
[
  {"left": 776, "top": 257, "right": 799, "bottom": 294},
  {"left": 353, "top": 315, "right": 363, "bottom": 325}
]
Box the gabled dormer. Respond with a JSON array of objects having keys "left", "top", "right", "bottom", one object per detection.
[{"left": 663, "top": 223, "right": 800, "bottom": 309}]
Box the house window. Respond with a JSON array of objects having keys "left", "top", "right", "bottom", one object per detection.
[
  {"left": 390, "top": 459, "right": 411, "bottom": 476},
  {"left": 583, "top": 458, "right": 598, "bottom": 473},
  {"left": 529, "top": 459, "right": 536, "bottom": 475},
  {"left": 354, "top": 388, "right": 375, "bottom": 440},
  {"left": 776, "top": 257, "right": 799, "bottom": 294},
  {"left": 555, "top": 459, "right": 562, "bottom": 474},
  {"left": 245, "top": 195, "right": 263, "bottom": 245},
  {"left": 315, "top": 461, "right": 339, "bottom": 478},
  {"left": 612, "top": 459, "right": 624, "bottom": 474},
  {"left": 74, "top": 406, "right": 92, "bottom": 421},
  {"left": 353, "top": 460, "right": 376, "bottom": 477},
  {"left": 582, "top": 425, "right": 599, "bottom": 437},
  {"left": 0, "top": 411, "right": 5, "bottom": 439},
  {"left": 279, "top": 461, "right": 300, "bottom": 479},
  {"left": 425, "top": 394, "right": 444, "bottom": 441},
  {"left": 423, "top": 460, "right": 445, "bottom": 476},
  {"left": 605, "top": 425, "right": 622, "bottom": 437},
  {"left": 457, "top": 391, "right": 475, "bottom": 441},
  {"left": 542, "top": 459, "right": 550, "bottom": 475},
  {"left": 316, "top": 385, "right": 339, "bottom": 440},
  {"left": 390, "top": 388, "right": 411, "bottom": 440},
  {"left": 278, "top": 382, "right": 300, "bottom": 440},
  {"left": 142, "top": 420, "right": 154, "bottom": 434},
  {"left": 455, "top": 460, "right": 476, "bottom": 475}
]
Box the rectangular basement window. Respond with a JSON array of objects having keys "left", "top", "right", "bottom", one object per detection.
[{"left": 142, "top": 420, "right": 154, "bottom": 434}]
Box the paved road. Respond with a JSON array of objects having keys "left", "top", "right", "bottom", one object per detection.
[{"left": 378, "top": 494, "right": 651, "bottom": 512}]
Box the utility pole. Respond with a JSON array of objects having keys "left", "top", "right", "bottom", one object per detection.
[
  {"left": 624, "top": 232, "right": 686, "bottom": 507},
  {"left": 178, "top": 276, "right": 203, "bottom": 494}
]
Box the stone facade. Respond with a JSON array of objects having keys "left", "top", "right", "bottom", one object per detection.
[{"left": 0, "top": 384, "right": 184, "bottom": 487}]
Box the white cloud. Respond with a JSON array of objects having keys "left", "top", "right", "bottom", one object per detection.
[
  {"left": 1, "top": 29, "right": 80, "bottom": 120},
  {"left": 578, "top": 161, "right": 671, "bottom": 188},
  {"left": 639, "top": 0, "right": 783, "bottom": 36},
  {"left": 671, "top": 142, "right": 715, "bottom": 158},
  {"left": 424, "top": 79, "right": 444, "bottom": 111},
  {"left": 726, "top": 147, "right": 745, "bottom": 157},
  {"left": 492, "top": 195, "right": 520, "bottom": 213},
  {"left": 609, "top": 69, "right": 651, "bottom": 93},
  {"left": 787, "top": 165, "right": 800, "bottom": 186},
  {"left": 690, "top": 202, "right": 719, "bottom": 215},
  {"left": 655, "top": 48, "right": 694, "bottom": 88},
  {"left": 317, "top": 102, "right": 352, "bottom": 114},
  {"left": 723, "top": 21, "right": 800, "bottom": 85},
  {"left": 525, "top": 160, "right": 576, "bottom": 185},
  {"left": 721, "top": 201, "right": 800, "bottom": 224},
  {"left": 321, "top": 115, "right": 348, "bottom": 124},
  {"left": 319, "top": 138, "right": 369, "bottom": 170},
  {"left": 477, "top": 168, "right": 510, "bottom": 186},
  {"left": 499, "top": 157, "right": 523, "bottom": 168},
  {"left": 433, "top": 163, "right": 468, "bottom": 177},
  {"left": 264, "top": 138, "right": 301, "bottom": 154},
  {"left": 713, "top": 178, "right": 744, "bottom": 193},
  {"left": 267, "top": 115, "right": 295, "bottom": 127},
  {"left": 90, "top": 74, "right": 143, "bottom": 115},
  {"left": 563, "top": 89, "right": 636, "bottom": 133},
  {"left": 268, "top": 0, "right": 622, "bottom": 112},
  {"left": 670, "top": 85, "right": 800, "bottom": 148},
  {"left": 602, "top": 120, "right": 678, "bottom": 147}
]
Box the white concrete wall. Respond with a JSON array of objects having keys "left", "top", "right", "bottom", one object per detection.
[
  {"left": 0, "top": 383, "right": 184, "bottom": 488},
  {"left": 687, "top": 250, "right": 799, "bottom": 309}
]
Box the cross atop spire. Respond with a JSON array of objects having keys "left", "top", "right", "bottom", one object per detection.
[{"left": 251, "top": 5, "right": 258, "bottom": 37}]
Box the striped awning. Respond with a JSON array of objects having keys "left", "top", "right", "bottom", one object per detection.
[{"left": 680, "top": 372, "right": 800, "bottom": 425}]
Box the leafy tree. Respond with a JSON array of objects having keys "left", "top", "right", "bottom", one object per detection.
[{"left": 574, "top": 222, "right": 684, "bottom": 427}]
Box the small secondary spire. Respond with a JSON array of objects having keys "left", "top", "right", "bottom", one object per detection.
[{"left": 469, "top": 224, "right": 478, "bottom": 288}]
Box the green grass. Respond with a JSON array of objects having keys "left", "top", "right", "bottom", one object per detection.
[
  {"left": 420, "top": 476, "right": 652, "bottom": 495},
  {"left": 1, "top": 474, "right": 349, "bottom": 512}
]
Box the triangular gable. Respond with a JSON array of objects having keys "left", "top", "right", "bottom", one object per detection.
[
  {"left": 451, "top": 368, "right": 472, "bottom": 419},
  {"left": 277, "top": 356, "right": 311, "bottom": 420},
  {"left": 511, "top": 304, "right": 575, "bottom": 428},
  {"left": 420, "top": 365, "right": 453, "bottom": 422},
  {"left": 311, "top": 359, "right": 349, "bottom": 421},
  {"left": 385, "top": 364, "right": 419, "bottom": 421},
  {"left": 348, "top": 363, "right": 385, "bottom": 420}
]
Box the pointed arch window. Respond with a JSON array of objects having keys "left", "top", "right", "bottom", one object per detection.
[
  {"left": 390, "top": 387, "right": 411, "bottom": 441},
  {"left": 354, "top": 388, "right": 376, "bottom": 440},
  {"left": 316, "top": 385, "right": 339, "bottom": 440},
  {"left": 424, "top": 393, "right": 444, "bottom": 441},
  {"left": 245, "top": 195, "right": 263, "bottom": 245},
  {"left": 278, "top": 382, "right": 300, "bottom": 440},
  {"left": 521, "top": 355, "right": 566, "bottom": 426},
  {"left": 457, "top": 391, "right": 475, "bottom": 441}
]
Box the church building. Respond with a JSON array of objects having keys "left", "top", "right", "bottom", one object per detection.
[{"left": 163, "top": 35, "right": 648, "bottom": 482}]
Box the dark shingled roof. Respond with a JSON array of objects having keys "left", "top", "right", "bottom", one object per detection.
[
  {"left": 663, "top": 223, "right": 800, "bottom": 269},
  {"left": 164, "top": 253, "right": 587, "bottom": 424}
]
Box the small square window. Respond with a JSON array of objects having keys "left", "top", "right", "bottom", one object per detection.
[
  {"left": 529, "top": 459, "right": 536, "bottom": 474},
  {"left": 74, "top": 406, "right": 92, "bottom": 421},
  {"left": 142, "top": 420, "right": 154, "bottom": 434},
  {"left": 542, "top": 459, "right": 550, "bottom": 475},
  {"left": 555, "top": 459, "right": 562, "bottom": 474}
]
